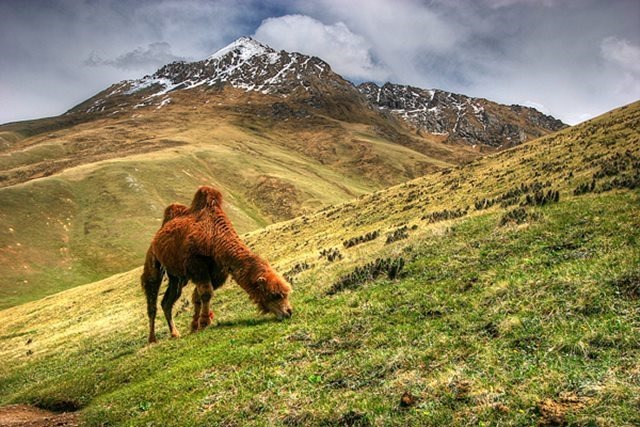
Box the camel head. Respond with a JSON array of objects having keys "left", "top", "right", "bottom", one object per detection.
[{"left": 256, "top": 271, "right": 293, "bottom": 320}]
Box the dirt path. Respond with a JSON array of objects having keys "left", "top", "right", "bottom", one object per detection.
[{"left": 0, "top": 405, "right": 79, "bottom": 427}]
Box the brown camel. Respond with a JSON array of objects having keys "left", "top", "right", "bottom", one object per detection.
[{"left": 141, "top": 186, "right": 292, "bottom": 343}]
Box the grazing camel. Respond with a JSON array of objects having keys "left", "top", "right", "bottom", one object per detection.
[{"left": 141, "top": 186, "right": 292, "bottom": 343}]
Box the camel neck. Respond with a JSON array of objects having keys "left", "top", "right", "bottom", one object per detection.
[
  {"left": 205, "top": 207, "right": 265, "bottom": 283},
  {"left": 227, "top": 251, "right": 266, "bottom": 288}
]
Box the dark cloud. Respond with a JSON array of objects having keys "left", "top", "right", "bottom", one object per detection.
[
  {"left": 601, "top": 37, "right": 640, "bottom": 74},
  {"left": 292, "top": 0, "right": 640, "bottom": 124},
  {"left": 0, "top": 0, "right": 261, "bottom": 123},
  {"left": 85, "top": 42, "right": 187, "bottom": 70}
]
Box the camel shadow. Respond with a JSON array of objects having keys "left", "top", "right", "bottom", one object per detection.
[{"left": 214, "top": 317, "right": 277, "bottom": 328}]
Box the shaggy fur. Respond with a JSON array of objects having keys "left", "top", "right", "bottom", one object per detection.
[{"left": 141, "top": 186, "right": 292, "bottom": 343}]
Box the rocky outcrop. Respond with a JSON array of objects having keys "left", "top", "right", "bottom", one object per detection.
[{"left": 359, "top": 82, "right": 566, "bottom": 147}]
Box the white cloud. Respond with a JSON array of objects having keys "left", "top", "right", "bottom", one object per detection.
[
  {"left": 599, "top": 36, "right": 640, "bottom": 102},
  {"left": 522, "top": 101, "right": 550, "bottom": 115},
  {"left": 0, "top": 0, "right": 252, "bottom": 123},
  {"left": 303, "top": 0, "right": 464, "bottom": 87},
  {"left": 306, "top": 0, "right": 640, "bottom": 124},
  {"left": 1, "top": 0, "right": 639, "bottom": 125},
  {"left": 254, "top": 14, "right": 390, "bottom": 81},
  {"left": 601, "top": 36, "right": 640, "bottom": 73}
]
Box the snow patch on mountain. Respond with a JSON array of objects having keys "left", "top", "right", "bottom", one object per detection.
[
  {"left": 73, "top": 37, "right": 565, "bottom": 149},
  {"left": 359, "top": 82, "right": 566, "bottom": 147},
  {"left": 98, "top": 37, "right": 332, "bottom": 105}
]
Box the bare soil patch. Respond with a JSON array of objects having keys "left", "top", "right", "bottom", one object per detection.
[
  {"left": 0, "top": 404, "right": 79, "bottom": 427},
  {"left": 537, "top": 393, "right": 589, "bottom": 426}
]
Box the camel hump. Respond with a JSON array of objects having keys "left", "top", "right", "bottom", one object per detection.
[
  {"left": 162, "top": 203, "right": 189, "bottom": 225},
  {"left": 190, "top": 186, "right": 224, "bottom": 211}
]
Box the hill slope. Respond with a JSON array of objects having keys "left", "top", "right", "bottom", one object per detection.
[
  {"left": 0, "top": 86, "right": 474, "bottom": 309},
  {"left": 0, "top": 39, "right": 486, "bottom": 309},
  {"left": 0, "top": 37, "right": 567, "bottom": 309},
  {"left": 0, "top": 101, "right": 637, "bottom": 426}
]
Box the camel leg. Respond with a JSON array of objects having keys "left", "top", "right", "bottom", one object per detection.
[
  {"left": 141, "top": 251, "right": 163, "bottom": 343},
  {"left": 143, "top": 278, "right": 161, "bottom": 343},
  {"left": 188, "top": 256, "right": 218, "bottom": 330},
  {"left": 206, "top": 262, "right": 228, "bottom": 323},
  {"left": 161, "top": 274, "right": 184, "bottom": 338},
  {"left": 191, "top": 287, "right": 202, "bottom": 332},
  {"left": 196, "top": 281, "right": 214, "bottom": 329},
  {"left": 202, "top": 265, "right": 228, "bottom": 323}
]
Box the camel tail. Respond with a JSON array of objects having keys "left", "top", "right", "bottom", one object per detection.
[{"left": 141, "top": 246, "right": 164, "bottom": 291}]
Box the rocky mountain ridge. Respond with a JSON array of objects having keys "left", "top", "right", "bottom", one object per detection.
[
  {"left": 69, "top": 37, "right": 565, "bottom": 148},
  {"left": 72, "top": 37, "right": 360, "bottom": 120},
  {"left": 358, "top": 82, "right": 566, "bottom": 147}
]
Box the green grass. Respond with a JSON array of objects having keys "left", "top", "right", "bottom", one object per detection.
[
  {"left": 0, "top": 114, "right": 92, "bottom": 143},
  {"left": 0, "top": 190, "right": 638, "bottom": 426}
]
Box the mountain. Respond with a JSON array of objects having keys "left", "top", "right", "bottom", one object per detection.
[
  {"left": 0, "top": 101, "right": 637, "bottom": 426},
  {"left": 69, "top": 37, "right": 365, "bottom": 121},
  {"left": 69, "top": 37, "right": 564, "bottom": 148},
  {"left": 1, "top": 37, "right": 476, "bottom": 190},
  {"left": 0, "top": 37, "right": 565, "bottom": 308},
  {"left": 359, "top": 82, "right": 566, "bottom": 147}
]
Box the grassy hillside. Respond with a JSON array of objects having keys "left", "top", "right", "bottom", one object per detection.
[
  {"left": 0, "top": 88, "right": 477, "bottom": 309},
  {"left": 0, "top": 102, "right": 637, "bottom": 425}
]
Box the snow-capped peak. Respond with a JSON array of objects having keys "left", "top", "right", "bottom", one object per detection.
[
  {"left": 95, "top": 36, "right": 337, "bottom": 110},
  {"left": 207, "top": 36, "right": 272, "bottom": 61}
]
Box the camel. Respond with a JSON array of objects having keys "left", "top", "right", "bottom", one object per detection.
[{"left": 141, "top": 186, "right": 292, "bottom": 343}]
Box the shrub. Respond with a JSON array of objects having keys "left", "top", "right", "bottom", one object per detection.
[
  {"left": 499, "top": 207, "right": 541, "bottom": 226},
  {"left": 422, "top": 208, "right": 468, "bottom": 223},
  {"left": 474, "top": 198, "right": 496, "bottom": 210},
  {"left": 327, "top": 257, "right": 405, "bottom": 295},
  {"left": 319, "top": 248, "right": 343, "bottom": 262},
  {"left": 283, "top": 262, "right": 313, "bottom": 283},
  {"left": 343, "top": 230, "right": 380, "bottom": 248},
  {"left": 385, "top": 226, "right": 409, "bottom": 244},
  {"left": 574, "top": 180, "right": 596, "bottom": 196},
  {"left": 522, "top": 190, "right": 559, "bottom": 206}
]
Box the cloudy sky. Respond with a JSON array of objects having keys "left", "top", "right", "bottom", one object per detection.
[{"left": 1, "top": 0, "right": 639, "bottom": 125}]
